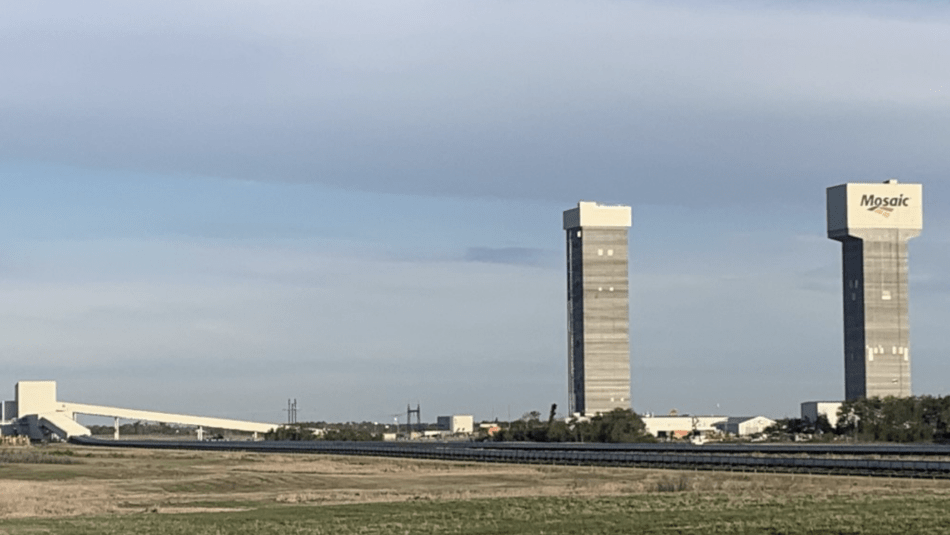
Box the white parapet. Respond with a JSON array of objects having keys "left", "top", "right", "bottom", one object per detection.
[
  {"left": 563, "top": 201, "right": 632, "bottom": 230},
  {"left": 827, "top": 180, "right": 923, "bottom": 237}
]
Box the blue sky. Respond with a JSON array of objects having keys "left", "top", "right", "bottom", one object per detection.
[{"left": 2, "top": 0, "right": 949, "bottom": 424}]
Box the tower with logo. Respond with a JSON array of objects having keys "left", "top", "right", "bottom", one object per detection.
[
  {"left": 564, "top": 201, "right": 632, "bottom": 416},
  {"left": 827, "top": 180, "right": 922, "bottom": 400}
]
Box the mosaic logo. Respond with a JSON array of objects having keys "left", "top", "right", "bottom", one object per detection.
[{"left": 861, "top": 194, "right": 909, "bottom": 219}]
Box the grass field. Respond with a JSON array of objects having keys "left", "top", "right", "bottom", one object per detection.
[{"left": 2, "top": 444, "right": 950, "bottom": 534}]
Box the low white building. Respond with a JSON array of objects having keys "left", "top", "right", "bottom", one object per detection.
[
  {"left": 801, "top": 401, "right": 842, "bottom": 429},
  {"left": 642, "top": 415, "right": 776, "bottom": 439},
  {"left": 642, "top": 416, "right": 728, "bottom": 438},
  {"left": 436, "top": 415, "right": 474, "bottom": 434},
  {"left": 716, "top": 416, "right": 775, "bottom": 437}
]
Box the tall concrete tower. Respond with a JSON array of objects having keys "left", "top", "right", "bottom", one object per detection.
[
  {"left": 827, "top": 180, "right": 923, "bottom": 400},
  {"left": 564, "top": 201, "right": 632, "bottom": 416}
]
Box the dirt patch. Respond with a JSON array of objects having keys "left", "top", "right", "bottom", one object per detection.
[{"left": 142, "top": 506, "right": 251, "bottom": 514}]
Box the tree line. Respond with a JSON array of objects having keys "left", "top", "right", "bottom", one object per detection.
[
  {"left": 838, "top": 395, "right": 950, "bottom": 443},
  {"left": 492, "top": 406, "right": 655, "bottom": 443},
  {"left": 765, "top": 395, "right": 950, "bottom": 443},
  {"left": 264, "top": 421, "right": 385, "bottom": 441}
]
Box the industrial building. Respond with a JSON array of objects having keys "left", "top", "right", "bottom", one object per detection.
[
  {"left": 827, "top": 180, "right": 922, "bottom": 400},
  {"left": 1, "top": 381, "right": 276, "bottom": 441},
  {"left": 564, "top": 201, "right": 632, "bottom": 416},
  {"left": 801, "top": 401, "right": 842, "bottom": 429},
  {"left": 436, "top": 415, "right": 474, "bottom": 435},
  {"left": 717, "top": 416, "right": 775, "bottom": 437},
  {"left": 641, "top": 415, "right": 776, "bottom": 439}
]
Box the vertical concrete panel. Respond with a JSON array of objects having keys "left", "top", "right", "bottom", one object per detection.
[
  {"left": 565, "top": 215, "right": 631, "bottom": 416},
  {"left": 853, "top": 229, "right": 914, "bottom": 398},
  {"left": 832, "top": 222, "right": 918, "bottom": 400}
]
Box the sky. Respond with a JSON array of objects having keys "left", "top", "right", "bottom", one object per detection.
[{"left": 2, "top": 0, "right": 949, "bottom": 425}]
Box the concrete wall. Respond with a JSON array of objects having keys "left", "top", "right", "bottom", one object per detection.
[
  {"left": 437, "top": 415, "right": 474, "bottom": 434},
  {"left": 835, "top": 229, "right": 918, "bottom": 399},
  {"left": 1, "top": 400, "right": 16, "bottom": 422},
  {"left": 801, "top": 401, "right": 842, "bottom": 429},
  {"left": 16, "top": 381, "right": 57, "bottom": 416},
  {"left": 563, "top": 201, "right": 632, "bottom": 230},
  {"left": 827, "top": 181, "right": 923, "bottom": 235},
  {"left": 450, "top": 415, "right": 474, "bottom": 434},
  {"left": 566, "top": 205, "right": 632, "bottom": 416}
]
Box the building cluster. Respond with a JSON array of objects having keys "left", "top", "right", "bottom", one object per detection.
[
  {"left": 1, "top": 180, "right": 927, "bottom": 443},
  {"left": 567, "top": 180, "right": 924, "bottom": 434}
]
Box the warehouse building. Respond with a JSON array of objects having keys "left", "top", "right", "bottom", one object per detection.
[{"left": 641, "top": 415, "right": 776, "bottom": 439}]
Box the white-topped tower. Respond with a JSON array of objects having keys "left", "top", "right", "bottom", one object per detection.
[
  {"left": 563, "top": 201, "right": 632, "bottom": 416},
  {"left": 827, "top": 180, "right": 923, "bottom": 400}
]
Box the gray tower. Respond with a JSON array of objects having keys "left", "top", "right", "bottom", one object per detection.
[
  {"left": 827, "top": 180, "right": 923, "bottom": 400},
  {"left": 564, "top": 201, "right": 632, "bottom": 416}
]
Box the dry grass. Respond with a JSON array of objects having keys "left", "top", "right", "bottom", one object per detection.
[{"left": 2, "top": 444, "right": 950, "bottom": 520}]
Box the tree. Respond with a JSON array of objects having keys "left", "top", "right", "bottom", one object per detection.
[{"left": 586, "top": 409, "right": 653, "bottom": 443}]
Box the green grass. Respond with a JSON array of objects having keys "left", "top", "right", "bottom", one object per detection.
[{"left": 3, "top": 493, "right": 950, "bottom": 535}]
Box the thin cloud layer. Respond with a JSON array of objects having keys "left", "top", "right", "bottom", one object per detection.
[{"left": 2, "top": 1, "right": 948, "bottom": 207}]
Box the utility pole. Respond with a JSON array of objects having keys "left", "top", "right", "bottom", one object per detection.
[
  {"left": 407, "top": 403, "right": 421, "bottom": 439},
  {"left": 285, "top": 399, "right": 298, "bottom": 424}
]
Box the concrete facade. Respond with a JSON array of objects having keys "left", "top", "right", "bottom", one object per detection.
[
  {"left": 827, "top": 181, "right": 922, "bottom": 400},
  {"left": 436, "top": 415, "right": 474, "bottom": 434},
  {"left": 1, "top": 400, "right": 16, "bottom": 422},
  {"left": 16, "top": 381, "right": 58, "bottom": 416},
  {"left": 801, "top": 401, "right": 842, "bottom": 429},
  {"left": 564, "top": 202, "right": 632, "bottom": 416}
]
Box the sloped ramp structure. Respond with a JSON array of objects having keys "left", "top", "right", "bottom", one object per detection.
[{"left": 40, "top": 412, "right": 94, "bottom": 438}]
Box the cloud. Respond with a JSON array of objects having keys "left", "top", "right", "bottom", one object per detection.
[
  {"left": 463, "top": 247, "right": 557, "bottom": 267},
  {"left": 1, "top": 1, "right": 948, "bottom": 208}
]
